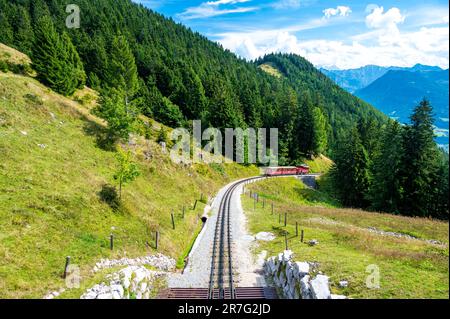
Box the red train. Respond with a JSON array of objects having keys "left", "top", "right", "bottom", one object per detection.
[{"left": 264, "top": 165, "right": 310, "bottom": 176}]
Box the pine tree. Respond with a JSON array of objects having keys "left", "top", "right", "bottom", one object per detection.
[
  {"left": 62, "top": 32, "right": 86, "bottom": 90},
  {"left": 312, "top": 107, "right": 328, "bottom": 155},
  {"left": 95, "top": 88, "right": 137, "bottom": 141},
  {"left": 400, "top": 99, "right": 439, "bottom": 217},
  {"left": 31, "top": 17, "right": 83, "bottom": 96},
  {"left": 12, "top": 6, "right": 34, "bottom": 55},
  {"left": 368, "top": 121, "right": 403, "bottom": 213},
  {"left": 428, "top": 151, "right": 449, "bottom": 219},
  {"left": 107, "top": 35, "right": 139, "bottom": 108},
  {"left": 207, "top": 80, "right": 244, "bottom": 129},
  {"left": 331, "top": 127, "right": 370, "bottom": 207},
  {"left": 0, "top": 12, "right": 14, "bottom": 45},
  {"left": 358, "top": 118, "right": 380, "bottom": 160},
  {"left": 295, "top": 91, "right": 315, "bottom": 158}
]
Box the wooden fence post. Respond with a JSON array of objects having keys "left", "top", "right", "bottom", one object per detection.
[
  {"left": 171, "top": 211, "right": 176, "bottom": 230},
  {"left": 284, "top": 212, "right": 287, "bottom": 227},
  {"left": 301, "top": 230, "right": 304, "bottom": 243},
  {"left": 271, "top": 203, "right": 274, "bottom": 215},
  {"left": 182, "top": 206, "right": 185, "bottom": 219},
  {"left": 155, "top": 231, "right": 159, "bottom": 250},
  {"left": 110, "top": 234, "right": 114, "bottom": 250},
  {"left": 63, "top": 256, "right": 71, "bottom": 279},
  {"left": 296, "top": 222, "right": 298, "bottom": 237},
  {"left": 193, "top": 200, "right": 198, "bottom": 210}
]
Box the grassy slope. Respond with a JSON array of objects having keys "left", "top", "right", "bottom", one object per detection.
[
  {"left": 0, "top": 47, "right": 259, "bottom": 298},
  {"left": 243, "top": 177, "right": 449, "bottom": 299},
  {"left": 258, "top": 63, "right": 283, "bottom": 78}
]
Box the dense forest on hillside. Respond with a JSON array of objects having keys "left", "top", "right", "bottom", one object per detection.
[
  {"left": 0, "top": 0, "right": 386, "bottom": 161},
  {"left": 0, "top": 0, "right": 447, "bottom": 219}
]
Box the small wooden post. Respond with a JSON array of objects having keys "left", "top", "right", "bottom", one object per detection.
[
  {"left": 193, "top": 200, "right": 198, "bottom": 210},
  {"left": 182, "top": 206, "right": 185, "bottom": 219},
  {"left": 279, "top": 212, "right": 281, "bottom": 224},
  {"left": 200, "top": 193, "right": 203, "bottom": 201},
  {"left": 256, "top": 193, "right": 259, "bottom": 203},
  {"left": 63, "top": 256, "right": 71, "bottom": 279},
  {"left": 296, "top": 222, "right": 299, "bottom": 237},
  {"left": 301, "top": 229, "right": 304, "bottom": 243},
  {"left": 171, "top": 211, "right": 176, "bottom": 230},
  {"left": 271, "top": 202, "right": 274, "bottom": 215},
  {"left": 285, "top": 233, "right": 288, "bottom": 250},
  {"left": 284, "top": 212, "right": 287, "bottom": 227},
  {"left": 110, "top": 234, "right": 114, "bottom": 250},
  {"left": 155, "top": 231, "right": 159, "bottom": 250},
  {"left": 263, "top": 198, "right": 265, "bottom": 208}
]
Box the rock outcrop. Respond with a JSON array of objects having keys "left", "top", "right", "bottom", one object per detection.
[
  {"left": 81, "top": 266, "right": 166, "bottom": 299},
  {"left": 263, "top": 250, "right": 346, "bottom": 299}
]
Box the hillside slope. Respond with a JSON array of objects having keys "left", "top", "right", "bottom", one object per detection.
[
  {"left": 0, "top": 58, "right": 260, "bottom": 298},
  {"left": 257, "top": 54, "right": 387, "bottom": 150},
  {"left": 0, "top": 0, "right": 387, "bottom": 158},
  {"left": 243, "top": 177, "right": 449, "bottom": 298}
]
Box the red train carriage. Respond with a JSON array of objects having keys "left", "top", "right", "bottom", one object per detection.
[{"left": 264, "top": 165, "right": 310, "bottom": 176}]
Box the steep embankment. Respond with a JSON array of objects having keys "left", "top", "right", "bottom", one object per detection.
[{"left": 0, "top": 46, "right": 259, "bottom": 298}]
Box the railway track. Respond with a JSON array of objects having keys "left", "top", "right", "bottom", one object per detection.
[
  {"left": 207, "top": 177, "right": 261, "bottom": 299},
  {"left": 161, "top": 174, "right": 319, "bottom": 299}
]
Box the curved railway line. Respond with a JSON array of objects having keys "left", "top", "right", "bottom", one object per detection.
[{"left": 160, "top": 174, "right": 318, "bottom": 299}]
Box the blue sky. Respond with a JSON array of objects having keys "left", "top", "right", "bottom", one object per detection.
[{"left": 132, "top": 0, "right": 449, "bottom": 69}]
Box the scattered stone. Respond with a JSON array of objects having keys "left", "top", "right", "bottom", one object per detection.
[
  {"left": 308, "top": 239, "right": 319, "bottom": 246},
  {"left": 339, "top": 280, "right": 349, "bottom": 288},
  {"left": 49, "top": 112, "right": 56, "bottom": 120},
  {"left": 255, "top": 232, "right": 276, "bottom": 241},
  {"left": 37, "top": 144, "right": 47, "bottom": 149},
  {"left": 20, "top": 131, "right": 27, "bottom": 136},
  {"left": 366, "top": 227, "right": 445, "bottom": 246},
  {"left": 92, "top": 253, "right": 176, "bottom": 273},
  {"left": 81, "top": 266, "right": 166, "bottom": 299},
  {"left": 310, "top": 275, "right": 331, "bottom": 299}
]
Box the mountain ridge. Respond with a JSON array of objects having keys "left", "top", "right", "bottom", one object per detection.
[{"left": 321, "top": 64, "right": 445, "bottom": 93}]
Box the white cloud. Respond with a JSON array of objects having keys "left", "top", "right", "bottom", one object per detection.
[
  {"left": 365, "top": 5, "right": 404, "bottom": 30},
  {"left": 216, "top": 24, "right": 449, "bottom": 69},
  {"left": 323, "top": 6, "right": 352, "bottom": 19},
  {"left": 272, "top": 0, "right": 302, "bottom": 9},
  {"left": 178, "top": 0, "right": 257, "bottom": 19}
]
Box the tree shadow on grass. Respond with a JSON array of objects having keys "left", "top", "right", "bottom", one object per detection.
[
  {"left": 82, "top": 118, "right": 116, "bottom": 151},
  {"left": 98, "top": 184, "right": 120, "bottom": 211}
]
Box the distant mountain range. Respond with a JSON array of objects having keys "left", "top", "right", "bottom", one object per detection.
[
  {"left": 322, "top": 65, "right": 449, "bottom": 150},
  {"left": 321, "top": 64, "right": 444, "bottom": 93}
]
